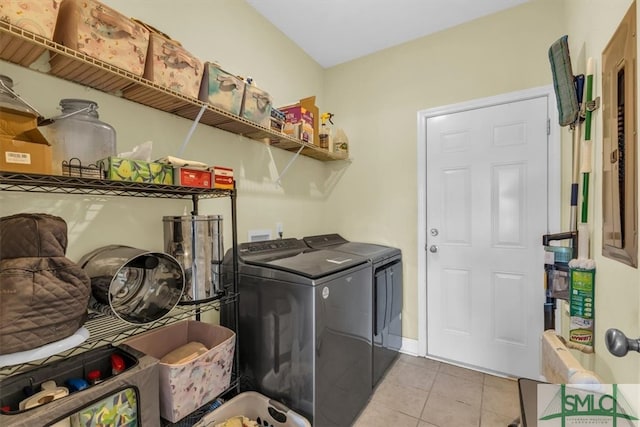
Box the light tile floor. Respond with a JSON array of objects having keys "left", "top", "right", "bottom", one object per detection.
[{"left": 354, "top": 354, "right": 520, "bottom": 427}]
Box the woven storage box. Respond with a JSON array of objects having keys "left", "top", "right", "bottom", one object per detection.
[
  {"left": 194, "top": 392, "right": 311, "bottom": 427},
  {"left": 122, "top": 320, "right": 235, "bottom": 423},
  {"left": 53, "top": 0, "right": 149, "bottom": 76},
  {"left": 0, "top": 0, "right": 61, "bottom": 39}
]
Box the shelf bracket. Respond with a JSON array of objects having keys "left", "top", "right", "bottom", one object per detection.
[
  {"left": 275, "top": 145, "right": 305, "bottom": 186},
  {"left": 177, "top": 104, "right": 207, "bottom": 156}
]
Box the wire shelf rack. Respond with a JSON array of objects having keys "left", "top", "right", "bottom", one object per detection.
[
  {"left": 0, "top": 21, "right": 348, "bottom": 162},
  {"left": 0, "top": 293, "right": 238, "bottom": 378}
]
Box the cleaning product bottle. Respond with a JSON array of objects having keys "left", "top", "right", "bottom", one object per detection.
[{"left": 319, "top": 112, "right": 334, "bottom": 150}]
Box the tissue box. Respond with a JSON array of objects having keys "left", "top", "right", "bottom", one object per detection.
[
  {"left": 98, "top": 157, "right": 173, "bottom": 184},
  {"left": 142, "top": 26, "right": 204, "bottom": 99},
  {"left": 240, "top": 85, "right": 272, "bottom": 127},
  {"left": 53, "top": 0, "right": 150, "bottom": 76},
  {"left": 198, "top": 63, "right": 245, "bottom": 115},
  {"left": 122, "top": 320, "right": 235, "bottom": 423},
  {"left": 173, "top": 167, "right": 212, "bottom": 188},
  {"left": 0, "top": 0, "right": 61, "bottom": 39},
  {"left": 0, "top": 110, "right": 52, "bottom": 174}
]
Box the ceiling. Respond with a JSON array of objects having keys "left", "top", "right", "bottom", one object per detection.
[{"left": 246, "top": 0, "right": 529, "bottom": 68}]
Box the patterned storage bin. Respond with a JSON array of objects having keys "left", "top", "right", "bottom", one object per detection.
[
  {"left": 198, "top": 62, "right": 245, "bottom": 115},
  {"left": 240, "top": 85, "right": 273, "bottom": 128},
  {"left": 122, "top": 320, "right": 235, "bottom": 423},
  {"left": 0, "top": 0, "right": 61, "bottom": 39},
  {"left": 141, "top": 23, "right": 204, "bottom": 99},
  {"left": 53, "top": 0, "right": 149, "bottom": 76}
]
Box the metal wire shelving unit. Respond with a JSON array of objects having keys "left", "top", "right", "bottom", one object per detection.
[{"left": 0, "top": 172, "right": 241, "bottom": 406}]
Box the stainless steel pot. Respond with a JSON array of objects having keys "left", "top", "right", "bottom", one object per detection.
[
  {"left": 162, "top": 215, "right": 223, "bottom": 304},
  {"left": 79, "top": 245, "right": 184, "bottom": 324}
]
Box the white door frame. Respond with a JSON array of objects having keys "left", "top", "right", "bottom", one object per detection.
[{"left": 416, "top": 85, "right": 562, "bottom": 357}]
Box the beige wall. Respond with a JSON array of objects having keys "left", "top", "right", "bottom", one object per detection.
[
  {"left": 559, "top": 0, "right": 640, "bottom": 384},
  {"left": 0, "top": 0, "right": 331, "bottom": 260},
  {"left": 323, "top": 0, "right": 565, "bottom": 347},
  {"left": 2, "top": 0, "right": 639, "bottom": 384}
]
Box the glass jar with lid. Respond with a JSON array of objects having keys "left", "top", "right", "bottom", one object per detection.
[
  {"left": 0, "top": 75, "right": 39, "bottom": 117},
  {"left": 46, "top": 99, "right": 117, "bottom": 176}
]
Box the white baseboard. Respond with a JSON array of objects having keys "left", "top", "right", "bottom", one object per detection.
[{"left": 400, "top": 337, "right": 420, "bottom": 356}]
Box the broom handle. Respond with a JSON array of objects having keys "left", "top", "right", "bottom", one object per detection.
[
  {"left": 581, "top": 58, "right": 595, "bottom": 224},
  {"left": 570, "top": 75, "right": 585, "bottom": 232}
]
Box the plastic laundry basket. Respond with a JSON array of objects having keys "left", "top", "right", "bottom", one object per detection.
[{"left": 193, "top": 391, "right": 311, "bottom": 427}]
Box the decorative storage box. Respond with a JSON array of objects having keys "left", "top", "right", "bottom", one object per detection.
[
  {"left": 199, "top": 63, "right": 245, "bottom": 115},
  {"left": 122, "top": 320, "right": 236, "bottom": 423},
  {"left": 53, "top": 0, "right": 150, "bottom": 76},
  {"left": 0, "top": 345, "right": 160, "bottom": 427},
  {"left": 98, "top": 157, "right": 173, "bottom": 184},
  {"left": 173, "top": 167, "right": 212, "bottom": 188},
  {"left": 194, "top": 392, "right": 311, "bottom": 427},
  {"left": 0, "top": 0, "right": 61, "bottom": 39},
  {"left": 240, "top": 85, "right": 273, "bottom": 127},
  {"left": 142, "top": 25, "right": 204, "bottom": 99}
]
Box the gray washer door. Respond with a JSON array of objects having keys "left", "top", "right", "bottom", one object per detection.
[{"left": 314, "top": 265, "right": 372, "bottom": 426}]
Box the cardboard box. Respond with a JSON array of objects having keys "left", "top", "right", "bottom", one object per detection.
[
  {"left": 173, "top": 167, "right": 212, "bottom": 188},
  {"left": 300, "top": 96, "right": 319, "bottom": 145},
  {"left": 143, "top": 27, "right": 204, "bottom": 99},
  {"left": 199, "top": 63, "right": 245, "bottom": 115},
  {"left": 98, "top": 156, "right": 173, "bottom": 184},
  {"left": 0, "top": 0, "right": 61, "bottom": 39},
  {"left": 212, "top": 166, "right": 233, "bottom": 189},
  {"left": 0, "top": 109, "right": 52, "bottom": 174},
  {"left": 53, "top": 0, "right": 150, "bottom": 76},
  {"left": 280, "top": 105, "right": 314, "bottom": 144},
  {"left": 122, "top": 320, "right": 235, "bottom": 423},
  {"left": 240, "top": 85, "right": 272, "bottom": 127}
]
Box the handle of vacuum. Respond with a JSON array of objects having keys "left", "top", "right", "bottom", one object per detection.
[{"left": 542, "top": 231, "right": 577, "bottom": 246}]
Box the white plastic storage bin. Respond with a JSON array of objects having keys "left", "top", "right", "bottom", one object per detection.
[{"left": 194, "top": 392, "right": 311, "bottom": 427}]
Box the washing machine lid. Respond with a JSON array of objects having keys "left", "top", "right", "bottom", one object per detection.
[
  {"left": 246, "top": 249, "right": 367, "bottom": 279},
  {"left": 304, "top": 234, "right": 400, "bottom": 262},
  {"left": 303, "top": 233, "right": 349, "bottom": 248}
]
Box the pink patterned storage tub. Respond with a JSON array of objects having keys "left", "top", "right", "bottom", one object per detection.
[
  {"left": 53, "top": 0, "right": 149, "bottom": 76},
  {"left": 122, "top": 320, "right": 236, "bottom": 423},
  {"left": 0, "top": 0, "right": 61, "bottom": 39}
]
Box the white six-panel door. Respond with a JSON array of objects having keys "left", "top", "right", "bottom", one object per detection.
[{"left": 426, "top": 96, "right": 548, "bottom": 379}]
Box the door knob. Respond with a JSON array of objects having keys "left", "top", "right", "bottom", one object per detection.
[
  {"left": 605, "top": 328, "right": 640, "bottom": 357},
  {"left": 429, "top": 245, "right": 438, "bottom": 253}
]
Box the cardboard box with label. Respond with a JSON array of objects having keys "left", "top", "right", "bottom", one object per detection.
[
  {"left": 280, "top": 105, "right": 314, "bottom": 144},
  {"left": 0, "top": 109, "right": 52, "bottom": 174}
]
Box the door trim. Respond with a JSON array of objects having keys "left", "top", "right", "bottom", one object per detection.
[{"left": 416, "top": 85, "right": 561, "bottom": 357}]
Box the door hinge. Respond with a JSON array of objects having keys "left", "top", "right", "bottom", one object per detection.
[{"left": 547, "top": 118, "right": 551, "bottom": 136}]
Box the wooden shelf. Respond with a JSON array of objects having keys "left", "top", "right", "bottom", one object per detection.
[{"left": 0, "top": 21, "right": 349, "bottom": 162}]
